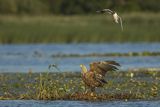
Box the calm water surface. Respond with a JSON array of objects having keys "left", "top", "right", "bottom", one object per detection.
[
  {"left": 0, "top": 43, "right": 160, "bottom": 72},
  {"left": 0, "top": 100, "right": 160, "bottom": 107}
]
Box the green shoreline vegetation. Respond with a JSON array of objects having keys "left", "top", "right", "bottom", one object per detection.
[
  {"left": 0, "top": 12, "right": 160, "bottom": 44},
  {"left": 0, "top": 69, "right": 159, "bottom": 101},
  {"left": 50, "top": 51, "right": 160, "bottom": 58}
]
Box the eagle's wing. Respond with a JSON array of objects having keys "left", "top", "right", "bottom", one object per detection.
[{"left": 89, "top": 60, "right": 120, "bottom": 77}]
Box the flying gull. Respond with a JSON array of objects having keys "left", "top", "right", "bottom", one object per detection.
[{"left": 96, "top": 9, "right": 123, "bottom": 31}]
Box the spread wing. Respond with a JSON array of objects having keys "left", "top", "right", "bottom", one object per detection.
[
  {"left": 89, "top": 60, "right": 120, "bottom": 77},
  {"left": 96, "top": 9, "right": 113, "bottom": 14},
  {"left": 102, "top": 9, "right": 113, "bottom": 14},
  {"left": 118, "top": 16, "right": 123, "bottom": 31}
]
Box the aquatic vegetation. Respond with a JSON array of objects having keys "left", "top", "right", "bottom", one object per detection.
[
  {"left": 0, "top": 69, "right": 160, "bottom": 101},
  {"left": 51, "top": 51, "right": 160, "bottom": 58}
]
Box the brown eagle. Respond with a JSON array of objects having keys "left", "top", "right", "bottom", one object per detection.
[{"left": 80, "top": 60, "right": 120, "bottom": 92}]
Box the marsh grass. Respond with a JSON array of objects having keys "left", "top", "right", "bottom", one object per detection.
[
  {"left": 0, "top": 69, "right": 160, "bottom": 101},
  {"left": 36, "top": 72, "right": 68, "bottom": 100},
  {"left": 51, "top": 51, "right": 160, "bottom": 58},
  {"left": 0, "top": 12, "right": 160, "bottom": 43}
]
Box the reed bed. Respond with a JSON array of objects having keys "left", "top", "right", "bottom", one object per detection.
[{"left": 0, "top": 12, "right": 160, "bottom": 44}]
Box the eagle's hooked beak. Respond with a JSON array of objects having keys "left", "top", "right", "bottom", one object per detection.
[{"left": 80, "top": 64, "right": 83, "bottom": 68}]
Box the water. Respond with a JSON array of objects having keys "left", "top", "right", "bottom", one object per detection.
[
  {"left": 0, "top": 43, "right": 160, "bottom": 106},
  {"left": 0, "top": 100, "right": 160, "bottom": 107},
  {"left": 0, "top": 43, "right": 160, "bottom": 72}
]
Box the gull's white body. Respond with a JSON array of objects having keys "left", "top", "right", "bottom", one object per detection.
[{"left": 113, "top": 12, "right": 119, "bottom": 23}]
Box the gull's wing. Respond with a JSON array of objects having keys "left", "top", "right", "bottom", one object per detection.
[
  {"left": 96, "top": 9, "right": 113, "bottom": 14},
  {"left": 118, "top": 16, "right": 123, "bottom": 31},
  {"left": 102, "top": 9, "right": 113, "bottom": 14},
  {"left": 89, "top": 61, "right": 120, "bottom": 77},
  {"left": 113, "top": 13, "right": 124, "bottom": 31},
  {"left": 48, "top": 64, "right": 61, "bottom": 72}
]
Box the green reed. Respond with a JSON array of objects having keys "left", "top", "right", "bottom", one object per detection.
[{"left": 0, "top": 12, "right": 160, "bottom": 44}]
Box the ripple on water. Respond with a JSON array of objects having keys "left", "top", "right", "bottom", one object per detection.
[
  {"left": 0, "top": 100, "right": 160, "bottom": 107},
  {"left": 0, "top": 43, "right": 160, "bottom": 72}
]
